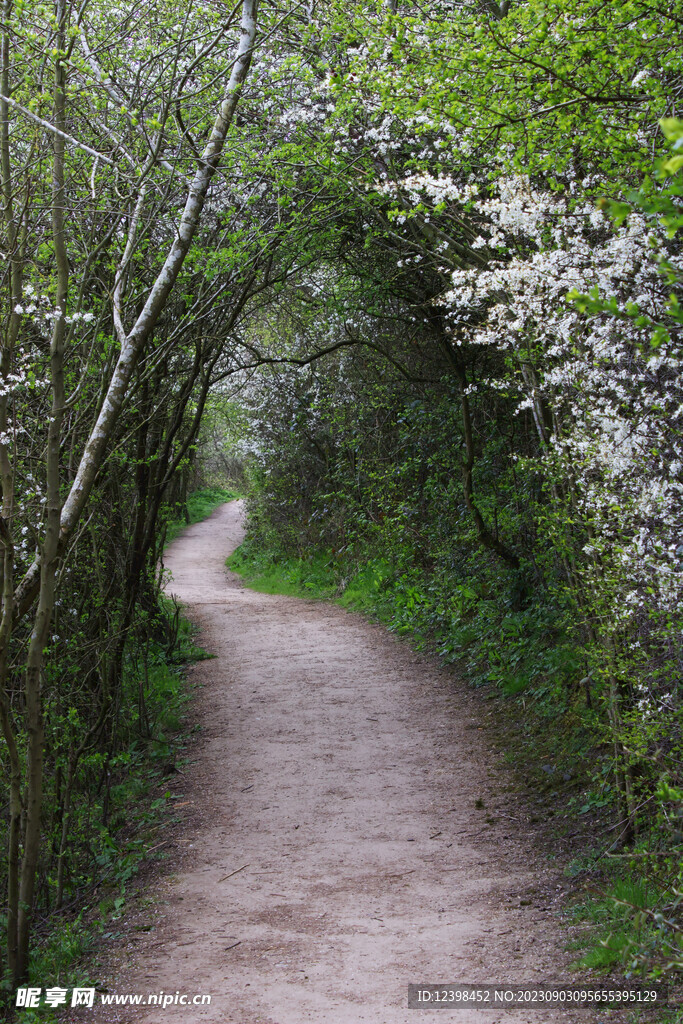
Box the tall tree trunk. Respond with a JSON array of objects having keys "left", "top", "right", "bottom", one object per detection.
[
  {"left": 439, "top": 334, "right": 521, "bottom": 571},
  {"left": 0, "top": 0, "right": 22, "bottom": 976},
  {"left": 15, "top": 2, "right": 68, "bottom": 980},
  {"left": 13, "top": 0, "right": 260, "bottom": 622},
  {"left": 6, "top": 0, "right": 260, "bottom": 978}
]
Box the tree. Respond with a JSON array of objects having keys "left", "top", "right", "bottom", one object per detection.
[
  {"left": 1, "top": 0, "right": 258, "bottom": 984},
  {"left": 230, "top": 0, "right": 683, "bottom": 840}
]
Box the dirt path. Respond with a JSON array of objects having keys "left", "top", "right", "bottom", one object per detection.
[{"left": 84, "top": 501, "right": 606, "bottom": 1024}]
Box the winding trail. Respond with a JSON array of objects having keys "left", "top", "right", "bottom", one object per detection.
[{"left": 86, "top": 501, "right": 598, "bottom": 1024}]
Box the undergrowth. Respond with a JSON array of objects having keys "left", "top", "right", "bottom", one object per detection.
[
  {"left": 6, "top": 612, "right": 209, "bottom": 1023},
  {"left": 3, "top": 495, "right": 222, "bottom": 1021}
]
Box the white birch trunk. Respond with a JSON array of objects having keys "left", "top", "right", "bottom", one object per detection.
[{"left": 14, "top": 0, "right": 259, "bottom": 617}]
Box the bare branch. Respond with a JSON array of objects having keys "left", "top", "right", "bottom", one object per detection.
[{"left": 0, "top": 92, "right": 115, "bottom": 165}]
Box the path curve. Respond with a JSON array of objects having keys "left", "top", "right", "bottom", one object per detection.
[{"left": 86, "top": 501, "right": 595, "bottom": 1024}]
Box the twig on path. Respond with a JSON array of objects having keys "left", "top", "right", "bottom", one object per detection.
[
  {"left": 218, "top": 863, "right": 250, "bottom": 882},
  {"left": 224, "top": 941, "right": 242, "bottom": 951},
  {"left": 145, "top": 841, "right": 170, "bottom": 855}
]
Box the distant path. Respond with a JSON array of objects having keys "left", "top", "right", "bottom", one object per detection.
[{"left": 84, "top": 501, "right": 595, "bottom": 1024}]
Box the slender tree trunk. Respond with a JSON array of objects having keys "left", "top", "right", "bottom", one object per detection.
[
  {"left": 6, "top": 0, "right": 260, "bottom": 977},
  {"left": 439, "top": 334, "right": 520, "bottom": 570},
  {"left": 459, "top": 386, "right": 520, "bottom": 570},
  {"left": 13, "top": 0, "right": 260, "bottom": 623},
  {"left": 15, "top": 4, "right": 68, "bottom": 979},
  {"left": 55, "top": 754, "right": 76, "bottom": 911},
  {"left": 0, "top": 639, "right": 21, "bottom": 981},
  {"left": 1, "top": 0, "right": 28, "bottom": 983}
]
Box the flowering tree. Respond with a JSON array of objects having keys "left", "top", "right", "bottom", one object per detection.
[
  {"left": 1, "top": 0, "right": 682, "bottom": 987},
  {"left": 235, "top": 0, "right": 683, "bottom": 849}
]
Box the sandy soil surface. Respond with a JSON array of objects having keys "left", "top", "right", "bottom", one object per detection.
[{"left": 74, "top": 501, "right": 617, "bottom": 1024}]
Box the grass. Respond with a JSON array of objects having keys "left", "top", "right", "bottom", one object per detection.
[
  {"left": 226, "top": 543, "right": 406, "bottom": 619},
  {"left": 569, "top": 877, "right": 661, "bottom": 970},
  {"left": 10, "top": 622, "right": 206, "bottom": 1022},
  {"left": 226, "top": 542, "right": 339, "bottom": 598}
]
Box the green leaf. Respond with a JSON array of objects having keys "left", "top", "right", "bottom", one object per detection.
[{"left": 662, "top": 155, "right": 683, "bottom": 176}]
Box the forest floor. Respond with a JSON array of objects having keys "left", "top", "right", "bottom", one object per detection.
[{"left": 69, "top": 501, "right": 630, "bottom": 1024}]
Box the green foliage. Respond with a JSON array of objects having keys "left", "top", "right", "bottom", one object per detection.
[
  {"left": 3, "top": 0, "right": 683, "bottom": 1002},
  {"left": 227, "top": 540, "right": 339, "bottom": 599},
  {"left": 1, "top": 606, "right": 202, "bottom": 1013},
  {"left": 0, "top": 478, "right": 222, "bottom": 1011},
  {"left": 570, "top": 855, "right": 683, "bottom": 981}
]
